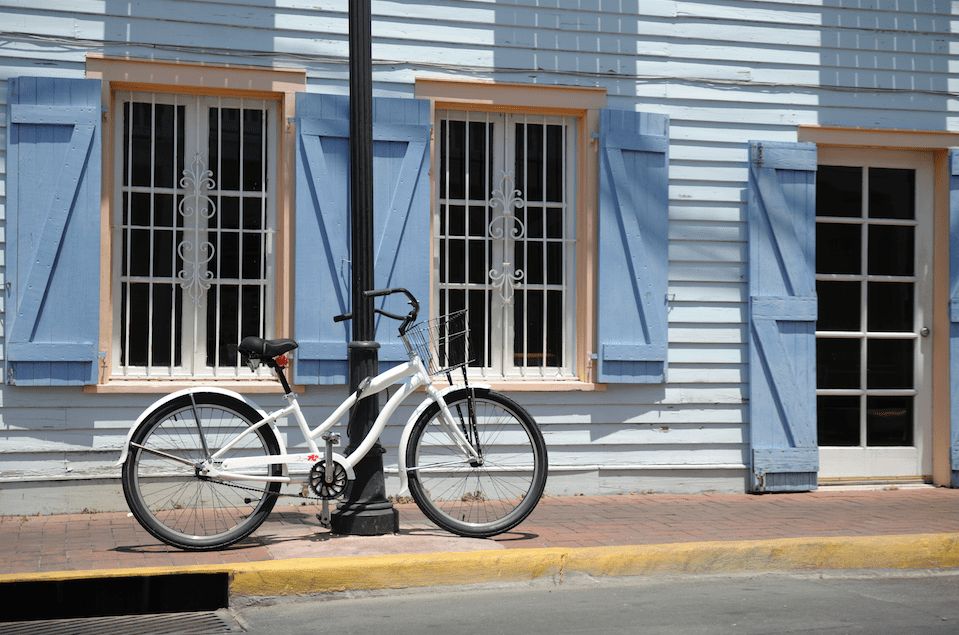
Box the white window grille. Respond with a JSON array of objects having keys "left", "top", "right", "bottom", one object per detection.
[
  {"left": 113, "top": 92, "right": 276, "bottom": 378},
  {"left": 435, "top": 110, "right": 577, "bottom": 379}
]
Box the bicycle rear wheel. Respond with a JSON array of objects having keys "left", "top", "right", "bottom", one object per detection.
[
  {"left": 121, "top": 393, "right": 283, "bottom": 550},
  {"left": 405, "top": 388, "right": 547, "bottom": 538}
]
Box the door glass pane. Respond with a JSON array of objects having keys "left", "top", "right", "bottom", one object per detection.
[
  {"left": 816, "top": 224, "right": 861, "bottom": 274},
  {"left": 816, "top": 165, "right": 862, "bottom": 218},
  {"left": 866, "top": 339, "right": 914, "bottom": 389},
  {"left": 869, "top": 168, "right": 915, "bottom": 220},
  {"left": 867, "top": 225, "right": 914, "bottom": 276},
  {"left": 867, "top": 282, "right": 913, "bottom": 332},
  {"left": 818, "top": 395, "right": 860, "bottom": 446},
  {"left": 817, "top": 280, "right": 860, "bottom": 331},
  {"left": 866, "top": 396, "right": 913, "bottom": 446},
  {"left": 817, "top": 338, "right": 860, "bottom": 389}
]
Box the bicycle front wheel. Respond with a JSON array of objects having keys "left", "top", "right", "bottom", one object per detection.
[
  {"left": 406, "top": 388, "right": 547, "bottom": 538},
  {"left": 121, "top": 393, "right": 283, "bottom": 550}
]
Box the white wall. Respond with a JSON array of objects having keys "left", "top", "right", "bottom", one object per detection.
[{"left": 0, "top": 0, "right": 955, "bottom": 513}]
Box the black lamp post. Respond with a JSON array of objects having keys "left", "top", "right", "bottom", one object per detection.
[{"left": 329, "top": 0, "right": 399, "bottom": 535}]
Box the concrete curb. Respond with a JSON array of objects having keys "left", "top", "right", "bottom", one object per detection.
[{"left": 3, "top": 533, "right": 958, "bottom": 597}]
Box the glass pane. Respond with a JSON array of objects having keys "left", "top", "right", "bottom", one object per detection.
[
  {"left": 241, "top": 234, "right": 263, "bottom": 280},
  {"left": 241, "top": 285, "right": 263, "bottom": 341},
  {"left": 866, "top": 395, "right": 913, "bottom": 446},
  {"left": 817, "top": 338, "right": 860, "bottom": 389},
  {"left": 817, "top": 395, "right": 860, "bottom": 446},
  {"left": 445, "top": 120, "right": 465, "bottom": 200},
  {"left": 547, "top": 242, "right": 563, "bottom": 285},
  {"left": 816, "top": 165, "right": 862, "bottom": 218},
  {"left": 469, "top": 289, "right": 490, "bottom": 368},
  {"left": 207, "top": 285, "right": 238, "bottom": 367},
  {"left": 242, "top": 109, "right": 265, "bottom": 192},
  {"left": 154, "top": 103, "right": 183, "bottom": 189},
  {"left": 467, "top": 121, "right": 489, "bottom": 201},
  {"left": 125, "top": 283, "right": 150, "bottom": 366},
  {"left": 468, "top": 238, "right": 486, "bottom": 284},
  {"left": 130, "top": 192, "right": 151, "bottom": 226},
  {"left": 816, "top": 224, "right": 861, "bottom": 274},
  {"left": 129, "top": 229, "right": 151, "bottom": 277},
  {"left": 468, "top": 205, "right": 486, "bottom": 237},
  {"left": 867, "top": 282, "right": 913, "bottom": 332},
  {"left": 546, "top": 289, "right": 563, "bottom": 367},
  {"left": 447, "top": 238, "right": 466, "bottom": 284},
  {"left": 217, "top": 232, "right": 240, "bottom": 279},
  {"left": 868, "top": 225, "right": 914, "bottom": 276},
  {"left": 867, "top": 339, "right": 913, "bottom": 389},
  {"left": 546, "top": 124, "right": 564, "bottom": 203},
  {"left": 153, "top": 229, "right": 175, "bottom": 278},
  {"left": 448, "top": 205, "right": 466, "bottom": 236},
  {"left": 526, "top": 206, "right": 543, "bottom": 239},
  {"left": 152, "top": 283, "right": 175, "bottom": 366},
  {"left": 243, "top": 197, "right": 263, "bottom": 230},
  {"left": 129, "top": 102, "right": 153, "bottom": 187},
  {"left": 525, "top": 241, "right": 544, "bottom": 285},
  {"left": 517, "top": 123, "right": 545, "bottom": 203},
  {"left": 516, "top": 291, "right": 545, "bottom": 367},
  {"left": 816, "top": 280, "right": 860, "bottom": 331},
  {"left": 869, "top": 168, "right": 914, "bottom": 220},
  {"left": 546, "top": 207, "right": 563, "bottom": 239},
  {"left": 212, "top": 107, "right": 241, "bottom": 191}
]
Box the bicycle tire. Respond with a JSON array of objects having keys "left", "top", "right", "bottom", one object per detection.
[
  {"left": 405, "top": 388, "right": 547, "bottom": 538},
  {"left": 121, "top": 393, "right": 283, "bottom": 550}
]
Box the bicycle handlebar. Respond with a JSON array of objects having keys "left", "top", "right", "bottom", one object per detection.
[{"left": 332, "top": 288, "right": 420, "bottom": 336}]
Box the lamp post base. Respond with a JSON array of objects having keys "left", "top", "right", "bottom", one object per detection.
[{"left": 330, "top": 502, "right": 399, "bottom": 535}]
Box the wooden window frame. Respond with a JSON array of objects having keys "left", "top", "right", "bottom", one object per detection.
[
  {"left": 85, "top": 56, "right": 306, "bottom": 393},
  {"left": 415, "top": 77, "right": 607, "bottom": 391}
]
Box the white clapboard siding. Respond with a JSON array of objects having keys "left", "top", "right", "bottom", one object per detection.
[{"left": 0, "top": 0, "right": 955, "bottom": 507}]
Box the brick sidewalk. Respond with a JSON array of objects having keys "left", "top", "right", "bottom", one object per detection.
[{"left": 2, "top": 487, "right": 957, "bottom": 576}]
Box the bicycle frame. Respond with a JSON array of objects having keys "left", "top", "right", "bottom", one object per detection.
[{"left": 118, "top": 353, "right": 482, "bottom": 496}]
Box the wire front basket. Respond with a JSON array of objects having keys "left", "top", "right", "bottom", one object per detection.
[{"left": 401, "top": 309, "right": 472, "bottom": 377}]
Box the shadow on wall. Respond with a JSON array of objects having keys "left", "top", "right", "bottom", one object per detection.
[{"left": 818, "top": 0, "right": 953, "bottom": 129}]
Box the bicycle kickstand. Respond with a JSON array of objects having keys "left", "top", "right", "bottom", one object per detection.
[{"left": 317, "top": 432, "right": 340, "bottom": 529}]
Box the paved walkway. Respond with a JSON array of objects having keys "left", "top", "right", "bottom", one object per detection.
[{"left": 1, "top": 487, "right": 957, "bottom": 580}]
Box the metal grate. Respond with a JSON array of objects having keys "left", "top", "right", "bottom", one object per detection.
[{"left": 0, "top": 610, "right": 243, "bottom": 635}]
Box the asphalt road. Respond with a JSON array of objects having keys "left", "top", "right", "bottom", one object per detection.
[{"left": 234, "top": 570, "right": 959, "bottom": 635}]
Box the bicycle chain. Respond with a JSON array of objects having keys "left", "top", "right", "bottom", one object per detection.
[{"left": 204, "top": 476, "right": 332, "bottom": 502}]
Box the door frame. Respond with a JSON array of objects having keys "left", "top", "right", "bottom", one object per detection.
[
  {"left": 799, "top": 125, "right": 957, "bottom": 486},
  {"left": 815, "top": 147, "right": 934, "bottom": 480}
]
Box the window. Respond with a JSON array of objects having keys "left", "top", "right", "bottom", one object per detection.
[
  {"left": 435, "top": 110, "right": 577, "bottom": 379},
  {"left": 113, "top": 92, "right": 277, "bottom": 379}
]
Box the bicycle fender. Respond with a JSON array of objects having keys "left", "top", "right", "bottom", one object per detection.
[
  {"left": 396, "top": 383, "right": 490, "bottom": 496},
  {"left": 116, "top": 387, "right": 284, "bottom": 465}
]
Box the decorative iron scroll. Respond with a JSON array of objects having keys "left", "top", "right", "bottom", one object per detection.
[
  {"left": 488, "top": 172, "right": 526, "bottom": 303},
  {"left": 178, "top": 152, "right": 216, "bottom": 305}
]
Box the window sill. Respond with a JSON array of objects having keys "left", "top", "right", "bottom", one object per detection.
[
  {"left": 475, "top": 380, "right": 606, "bottom": 392},
  {"left": 84, "top": 380, "right": 305, "bottom": 394}
]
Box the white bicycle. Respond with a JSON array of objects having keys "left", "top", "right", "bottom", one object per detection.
[{"left": 118, "top": 288, "right": 548, "bottom": 551}]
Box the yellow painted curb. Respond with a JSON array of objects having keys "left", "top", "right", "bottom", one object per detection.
[{"left": 2, "top": 534, "right": 958, "bottom": 596}]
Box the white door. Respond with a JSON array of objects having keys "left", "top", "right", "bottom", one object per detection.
[{"left": 816, "top": 148, "right": 934, "bottom": 480}]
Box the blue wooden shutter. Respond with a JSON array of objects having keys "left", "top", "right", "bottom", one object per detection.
[
  {"left": 748, "top": 141, "right": 818, "bottom": 492},
  {"left": 5, "top": 77, "right": 101, "bottom": 386},
  {"left": 949, "top": 149, "right": 959, "bottom": 488},
  {"left": 597, "top": 109, "right": 669, "bottom": 383},
  {"left": 293, "top": 94, "right": 430, "bottom": 385}
]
